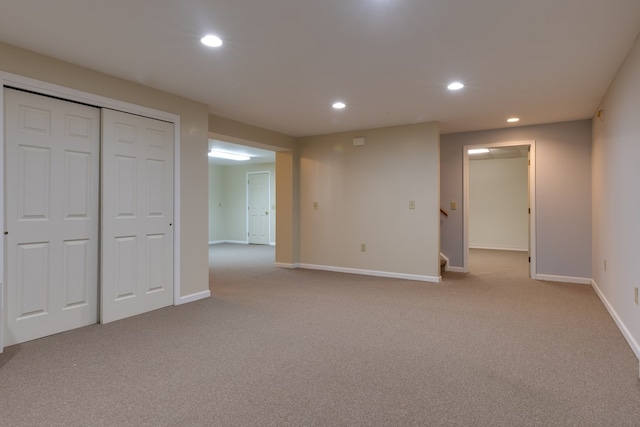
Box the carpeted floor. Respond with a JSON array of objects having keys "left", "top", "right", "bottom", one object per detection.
[{"left": 0, "top": 245, "right": 639, "bottom": 426}]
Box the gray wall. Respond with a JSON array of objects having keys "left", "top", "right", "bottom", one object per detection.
[
  {"left": 441, "top": 120, "right": 592, "bottom": 280},
  {"left": 592, "top": 32, "right": 640, "bottom": 358}
]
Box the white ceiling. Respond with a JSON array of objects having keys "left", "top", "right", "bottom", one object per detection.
[{"left": 1, "top": 1, "right": 639, "bottom": 137}]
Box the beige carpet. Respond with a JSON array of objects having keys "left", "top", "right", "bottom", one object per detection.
[{"left": 0, "top": 245, "right": 639, "bottom": 426}]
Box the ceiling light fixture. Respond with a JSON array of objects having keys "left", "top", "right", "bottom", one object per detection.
[
  {"left": 209, "top": 150, "right": 250, "bottom": 161},
  {"left": 447, "top": 82, "right": 464, "bottom": 91},
  {"left": 332, "top": 102, "right": 346, "bottom": 109},
  {"left": 507, "top": 117, "right": 520, "bottom": 123},
  {"left": 468, "top": 148, "right": 490, "bottom": 155},
  {"left": 201, "top": 35, "right": 223, "bottom": 47}
]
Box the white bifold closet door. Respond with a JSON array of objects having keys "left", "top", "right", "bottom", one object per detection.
[
  {"left": 100, "top": 109, "right": 174, "bottom": 323},
  {"left": 4, "top": 88, "right": 100, "bottom": 346}
]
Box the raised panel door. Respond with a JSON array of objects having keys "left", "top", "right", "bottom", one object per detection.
[
  {"left": 4, "top": 88, "right": 99, "bottom": 346},
  {"left": 101, "top": 109, "right": 173, "bottom": 323}
]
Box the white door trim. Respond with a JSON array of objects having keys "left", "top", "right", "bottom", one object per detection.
[
  {"left": 462, "top": 140, "right": 536, "bottom": 277},
  {"left": 246, "top": 171, "right": 271, "bottom": 245},
  {"left": 0, "top": 87, "right": 5, "bottom": 352},
  {"left": 0, "top": 72, "right": 182, "bottom": 352}
]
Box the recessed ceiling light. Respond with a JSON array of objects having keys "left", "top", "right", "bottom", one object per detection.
[
  {"left": 209, "top": 150, "right": 249, "bottom": 161},
  {"left": 201, "top": 35, "right": 223, "bottom": 47},
  {"left": 447, "top": 82, "right": 464, "bottom": 91},
  {"left": 468, "top": 148, "right": 490, "bottom": 155},
  {"left": 507, "top": 117, "right": 520, "bottom": 123},
  {"left": 332, "top": 102, "right": 346, "bottom": 109}
]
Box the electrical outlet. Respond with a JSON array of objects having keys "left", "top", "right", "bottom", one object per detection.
[
  {"left": 409, "top": 200, "right": 416, "bottom": 209},
  {"left": 635, "top": 287, "right": 638, "bottom": 305},
  {"left": 313, "top": 201, "right": 318, "bottom": 210},
  {"left": 360, "top": 243, "right": 366, "bottom": 252}
]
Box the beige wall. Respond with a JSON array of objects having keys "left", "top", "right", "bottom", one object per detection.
[
  {"left": 441, "top": 120, "right": 592, "bottom": 280},
  {"left": 209, "top": 164, "right": 225, "bottom": 243},
  {"left": 298, "top": 122, "right": 440, "bottom": 279},
  {"left": 209, "top": 114, "right": 295, "bottom": 151},
  {"left": 209, "top": 163, "right": 276, "bottom": 244},
  {"left": 0, "top": 41, "right": 210, "bottom": 297},
  {"left": 592, "top": 33, "right": 640, "bottom": 358},
  {"left": 469, "top": 157, "right": 529, "bottom": 251},
  {"left": 275, "top": 150, "right": 300, "bottom": 266},
  {"left": 208, "top": 107, "right": 442, "bottom": 281}
]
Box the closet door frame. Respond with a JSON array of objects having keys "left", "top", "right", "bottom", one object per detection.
[{"left": 0, "top": 72, "right": 182, "bottom": 352}]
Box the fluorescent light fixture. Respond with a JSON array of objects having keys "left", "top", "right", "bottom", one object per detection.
[
  {"left": 332, "top": 102, "right": 346, "bottom": 109},
  {"left": 209, "top": 150, "right": 250, "bottom": 161},
  {"left": 447, "top": 82, "right": 464, "bottom": 90},
  {"left": 468, "top": 148, "right": 490, "bottom": 155},
  {"left": 201, "top": 35, "right": 223, "bottom": 47},
  {"left": 507, "top": 117, "right": 520, "bottom": 123}
]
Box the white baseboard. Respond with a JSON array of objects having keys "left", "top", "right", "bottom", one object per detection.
[
  {"left": 469, "top": 244, "right": 528, "bottom": 252},
  {"left": 211, "top": 241, "right": 275, "bottom": 246},
  {"left": 274, "top": 262, "right": 300, "bottom": 269},
  {"left": 535, "top": 274, "right": 591, "bottom": 285},
  {"left": 591, "top": 279, "right": 640, "bottom": 360},
  {"left": 209, "top": 240, "right": 249, "bottom": 245},
  {"left": 446, "top": 266, "right": 465, "bottom": 273},
  {"left": 298, "top": 263, "right": 441, "bottom": 283},
  {"left": 177, "top": 290, "right": 211, "bottom": 305}
]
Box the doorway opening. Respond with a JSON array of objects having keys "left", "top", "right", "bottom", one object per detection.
[
  {"left": 463, "top": 140, "right": 536, "bottom": 277},
  {"left": 207, "top": 138, "right": 276, "bottom": 248}
]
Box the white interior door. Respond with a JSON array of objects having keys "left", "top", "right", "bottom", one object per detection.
[
  {"left": 101, "top": 109, "right": 174, "bottom": 323},
  {"left": 4, "top": 88, "right": 99, "bottom": 346},
  {"left": 248, "top": 172, "right": 270, "bottom": 245}
]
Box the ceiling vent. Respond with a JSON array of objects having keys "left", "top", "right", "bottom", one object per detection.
[{"left": 353, "top": 137, "right": 365, "bottom": 147}]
